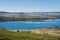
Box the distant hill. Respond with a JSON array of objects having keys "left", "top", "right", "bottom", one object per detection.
[
  {"left": 0, "top": 11, "right": 60, "bottom": 22},
  {"left": 0, "top": 11, "right": 60, "bottom": 15},
  {"left": 0, "top": 11, "right": 10, "bottom": 13}
]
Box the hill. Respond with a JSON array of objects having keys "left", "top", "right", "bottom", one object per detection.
[{"left": 0, "top": 11, "right": 60, "bottom": 22}]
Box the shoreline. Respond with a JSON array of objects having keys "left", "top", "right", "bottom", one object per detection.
[{"left": 9, "top": 28, "right": 60, "bottom": 36}]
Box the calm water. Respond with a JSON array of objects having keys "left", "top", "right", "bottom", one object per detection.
[{"left": 0, "top": 19, "right": 60, "bottom": 30}]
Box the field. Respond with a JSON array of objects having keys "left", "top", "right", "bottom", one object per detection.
[{"left": 0, "top": 29, "right": 60, "bottom": 40}]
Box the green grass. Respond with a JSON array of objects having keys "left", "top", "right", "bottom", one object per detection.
[{"left": 0, "top": 29, "right": 60, "bottom": 40}]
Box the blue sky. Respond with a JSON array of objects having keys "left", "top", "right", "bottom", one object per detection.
[{"left": 0, "top": 0, "right": 60, "bottom": 12}]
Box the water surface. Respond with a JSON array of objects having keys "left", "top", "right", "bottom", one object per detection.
[{"left": 0, "top": 19, "right": 60, "bottom": 30}]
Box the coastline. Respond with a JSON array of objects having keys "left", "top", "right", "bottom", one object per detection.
[{"left": 9, "top": 28, "right": 60, "bottom": 36}]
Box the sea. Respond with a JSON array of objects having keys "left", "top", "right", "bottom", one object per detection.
[{"left": 0, "top": 19, "right": 60, "bottom": 30}]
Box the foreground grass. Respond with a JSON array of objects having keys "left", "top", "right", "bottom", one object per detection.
[{"left": 0, "top": 29, "right": 60, "bottom": 40}]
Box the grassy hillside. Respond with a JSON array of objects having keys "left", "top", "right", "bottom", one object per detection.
[
  {"left": 0, "top": 13, "right": 58, "bottom": 22},
  {"left": 0, "top": 29, "right": 60, "bottom": 40}
]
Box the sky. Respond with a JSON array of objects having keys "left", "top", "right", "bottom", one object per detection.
[{"left": 0, "top": 0, "right": 60, "bottom": 12}]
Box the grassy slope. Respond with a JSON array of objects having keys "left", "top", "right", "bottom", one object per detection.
[{"left": 0, "top": 29, "right": 60, "bottom": 40}]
